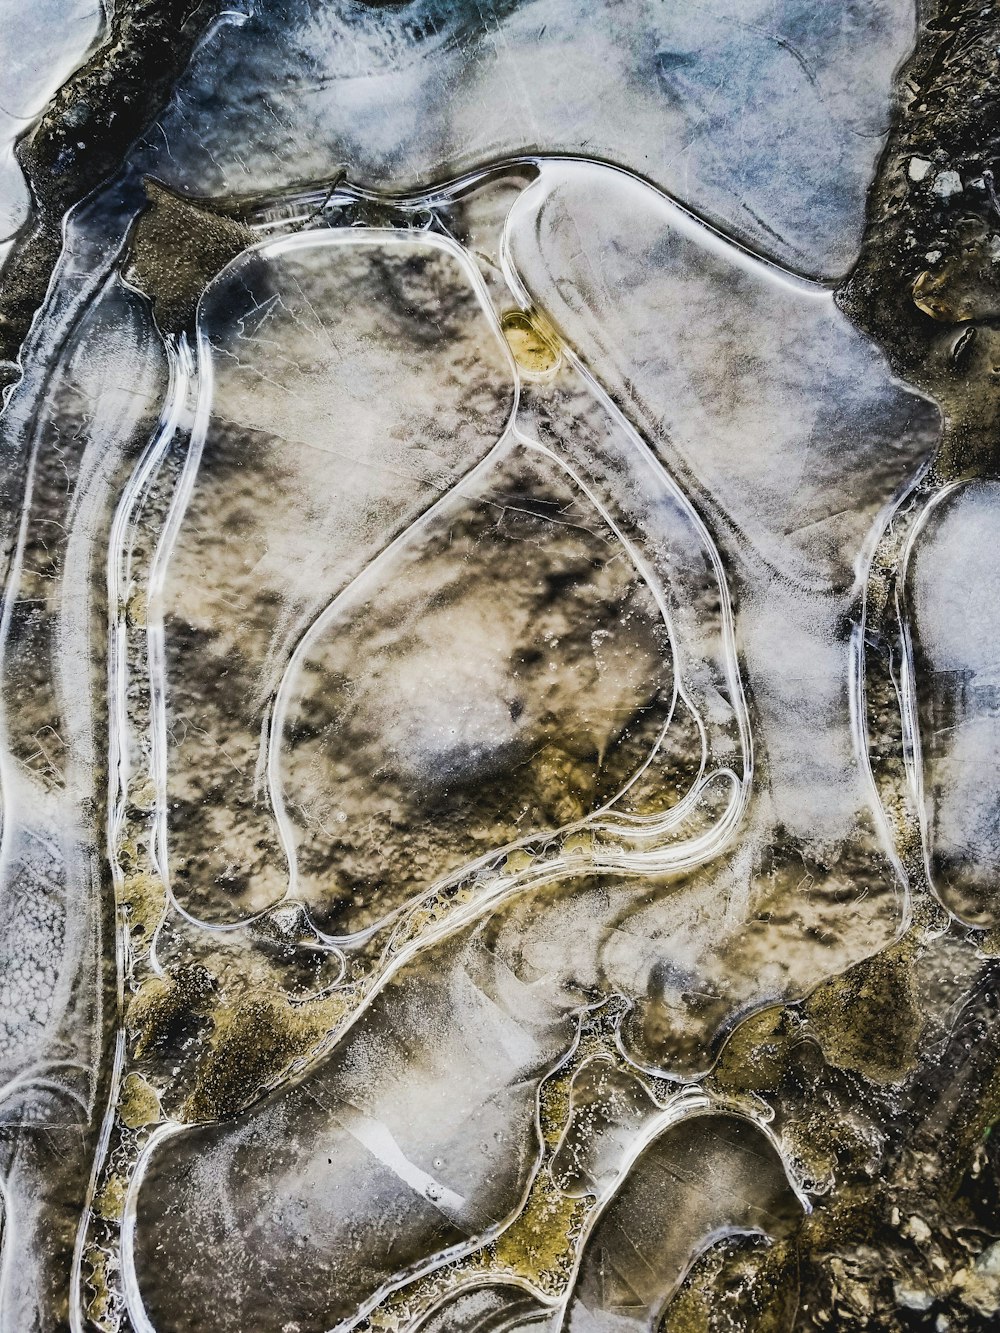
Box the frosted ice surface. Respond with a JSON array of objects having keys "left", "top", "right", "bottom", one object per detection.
[
  {"left": 31, "top": 146, "right": 944, "bottom": 1331},
  {"left": 908, "top": 481, "right": 1000, "bottom": 927},
  {"left": 130, "top": 937, "right": 575, "bottom": 1330},
  {"left": 416, "top": 1286, "right": 552, "bottom": 1332},
  {"left": 139, "top": 0, "right": 916, "bottom": 279},
  {"left": 506, "top": 162, "right": 939, "bottom": 593},
  {"left": 505, "top": 160, "right": 939, "bottom": 1065}
]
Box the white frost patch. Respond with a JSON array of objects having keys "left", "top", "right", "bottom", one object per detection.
[{"left": 335, "top": 1103, "right": 467, "bottom": 1217}]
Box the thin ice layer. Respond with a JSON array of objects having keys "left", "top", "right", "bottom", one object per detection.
[
  {"left": 125, "top": 317, "right": 751, "bottom": 1331},
  {"left": 908, "top": 481, "right": 1000, "bottom": 926},
  {"left": 125, "top": 153, "right": 940, "bottom": 1327},
  {"left": 129, "top": 932, "right": 579, "bottom": 1333},
  {"left": 562, "top": 1112, "right": 802, "bottom": 1331},
  {"left": 504, "top": 160, "right": 939, "bottom": 1066},
  {"left": 148, "top": 231, "right": 514, "bottom": 925},
  {"left": 0, "top": 270, "right": 166, "bottom": 1326},
  {"left": 136, "top": 0, "right": 915, "bottom": 280},
  {"left": 278, "top": 440, "right": 675, "bottom": 937}
]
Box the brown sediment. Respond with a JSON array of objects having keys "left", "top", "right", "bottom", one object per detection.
[
  {"left": 124, "top": 180, "right": 255, "bottom": 335},
  {"left": 803, "top": 939, "right": 923, "bottom": 1085},
  {"left": 776, "top": 9, "right": 1000, "bottom": 1320}
]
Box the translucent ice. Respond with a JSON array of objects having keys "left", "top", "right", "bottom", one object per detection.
[
  {"left": 136, "top": 0, "right": 916, "bottom": 279},
  {"left": 907, "top": 481, "right": 1000, "bottom": 926},
  {"left": 144, "top": 231, "right": 514, "bottom": 925},
  {"left": 504, "top": 160, "right": 940, "bottom": 1064},
  {"left": 563, "top": 1112, "right": 802, "bottom": 1330}
]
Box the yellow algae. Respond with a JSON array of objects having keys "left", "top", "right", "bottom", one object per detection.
[
  {"left": 491, "top": 1171, "right": 588, "bottom": 1293},
  {"left": 84, "top": 1247, "right": 111, "bottom": 1328},
  {"left": 119, "top": 870, "right": 165, "bottom": 941},
  {"left": 93, "top": 1174, "right": 127, "bottom": 1223},
  {"left": 186, "top": 990, "right": 347, "bottom": 1122},
  {"left": 708, "top": 1004, "right": 799, "bottom": 1099},
  {"left": 118, "top": 1072, "right": 161, "bottom": 1129},
  {"left": 503, "top": 848, "right": 535, "bottom": 876},
  {"left": 539, "top": 1069, "right": 574, "bottom": 1152},
  {"left": 804, "top": 938, "right": 921, "bottom": 1085},
  {"left": 501, "top": 308, "right": 560, "bottom": 374}
]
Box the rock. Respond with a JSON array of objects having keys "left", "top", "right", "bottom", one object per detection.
[
  {"left": 931, "top": 170, "right": 963, "bottom": 198},
  {"left": 954, "top": 1241, "right": 1000, "bottom": 1316},
  {"left": 905, "top": 1215, "right": 933, "bottom": 1245},
  {"left": 894, "top": 1282, "right": 934, "bottom": 1311}
]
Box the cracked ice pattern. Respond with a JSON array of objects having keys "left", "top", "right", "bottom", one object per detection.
[{"left": 3, "top": 3, "right": 1000, "bottom": 1333}]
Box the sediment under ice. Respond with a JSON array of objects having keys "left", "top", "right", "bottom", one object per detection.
[{"left": 3, "top": 1, "right": 1000, "bottom": 1331}]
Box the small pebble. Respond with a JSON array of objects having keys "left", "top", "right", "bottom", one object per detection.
[
  {"left": 906, "top": 1215, "right": 932, "bottom": 1244},
  {"left": 894, "top": 1282, "right": 933, "bottom": 1311},
  {"left": 932, "top": 170, "right": 963, "bottom": 198}
]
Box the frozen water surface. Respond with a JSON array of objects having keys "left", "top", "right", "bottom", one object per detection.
[
  {"left": 3, "top": 2, "right": 1000, "bottom": 1332},
  {"left": 138, "top": 0, "right": 915, "bottom": 280},
  {"left": 119, "top": 163, "right": 934, "bottom": 1329},
  {"left": 148, "top": 231, "right": 515, "bottom": 927},
  {"left": 908, "top": 481, "right": 1000, "bottom": 927}
]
